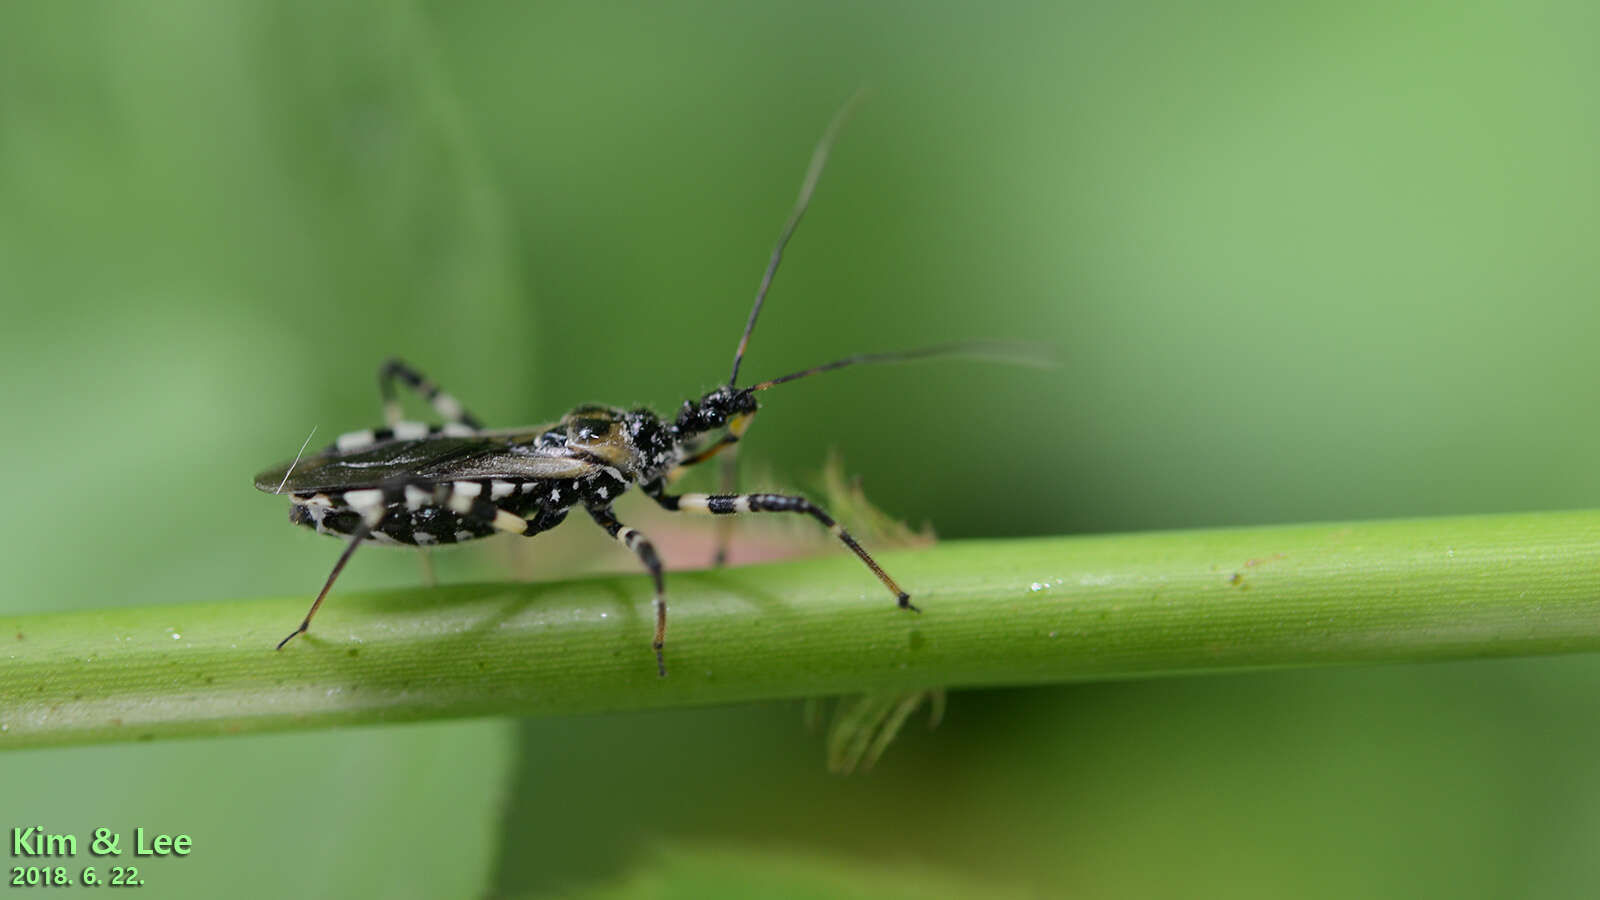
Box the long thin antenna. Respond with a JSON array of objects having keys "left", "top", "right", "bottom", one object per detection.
[
  {"left": 750, "top": 340, "right": 1055, "bottom": 392},
  {"left": 729, "top": 89, "right": 868, "bottom": 387},
  {"left": 273, "top": 425, "right": 318, "bottom": 495}
]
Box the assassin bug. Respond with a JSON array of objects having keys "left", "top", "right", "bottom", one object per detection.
[{"left": 255, "top": 98, "right": 1013, "bottom": 676}]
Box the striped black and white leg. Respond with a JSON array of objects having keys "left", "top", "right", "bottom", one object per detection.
[
  {"left": 673, "top": 414, "right": 757, "bottom": 567},
  {"left": 712, "top": 447, "right": 739, "bottom": 567},
  {"left": 377, "top": 357, "right": 484, "bottom": 428},
  {"left": 586, "top": 505, "right": 669, "bottom": 677},
  {"left": 645, "top": 485, "right": 918, "bottom": 613}
]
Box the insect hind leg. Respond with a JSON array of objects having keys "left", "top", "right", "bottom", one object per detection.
[
  {"left": 378, "top": 357, "right": 484, "bottom": 428},
  {"left": 278, "top": 476, "right": 521, "bottom": 649},
  {"left": 586, "top": 505, "right": 669, "bottom": 677},
  {"left": 278, "top": 478, "right": 409, "bottom": 649},
  {"left": 647, "top": 485, "right": 917, "bottom": 612},
  {"left": 276, "top": 518, "right": 372, "bottom": 650}
]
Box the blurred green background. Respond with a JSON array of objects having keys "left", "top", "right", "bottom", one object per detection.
[{"left": 3, "top": 0, "right": 1598, "bottom": 896}]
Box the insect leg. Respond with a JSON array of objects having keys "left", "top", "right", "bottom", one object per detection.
[
  {"left": 586, "top": 505, "right": 669, "bottom": 677},
  {"left": 377, "top": 357, "right": 485, "bottom": 428},
  {"left": 416, "top": 547, "right": 437, "bottom": 587},
  {"left": 277, "top": 515, "right": 378, "bottom": 650},
  {"left": 712, "top": 448, "right": 738, "bottom": 567},
  {"left": 678, "top": 431, "right": 739, "bottom": 468},
  {"left": 672, "top": 412, "right": 757, "bottom": 566},
  {"left": 645, "top": 485, "right": 917, "bottom": 612},
  {"left": 277, "top": 477, "right": 508, "bottom": 649}
]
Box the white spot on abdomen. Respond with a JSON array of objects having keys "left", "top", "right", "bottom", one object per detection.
[
  {"left": 447, "top": 481, "right": 482, "bottom": 513},
  {"left": 343, "top": 488, "right": 384, "bottom": 510}
]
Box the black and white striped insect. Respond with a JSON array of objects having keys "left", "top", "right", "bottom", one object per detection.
[{"left": 255, "top": 101, "right": 1005, "bottom": 675}]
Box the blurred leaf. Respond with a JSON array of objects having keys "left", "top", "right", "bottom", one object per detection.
[{"left": 808, "top": 688, "right": 945, "bottom": 775}]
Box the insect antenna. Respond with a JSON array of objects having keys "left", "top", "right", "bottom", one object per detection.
[
  {"left": 728, "top": 89, "right": 867, "bottom": 388},
  {"left": 749, "top": 340, "right": 1054, "bottom": 392},
  {"left": 272, "top": 425, "right": 318, "bottom": 495}
]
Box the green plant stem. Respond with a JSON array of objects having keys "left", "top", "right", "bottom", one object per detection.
[{"left": 6, "top": 510, "right": 1600, "bottom": 750}]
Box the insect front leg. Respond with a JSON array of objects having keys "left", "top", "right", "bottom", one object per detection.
[
  {"left": 674, "top": 412, "right": 757, "bottom": 567},
  {"left": 377, "top": 357, "right": 485, "bottom": 428},
  {"left": 712, "top": 447, "right": 738, "bottom": 567},
  {"left": 586, "top": 505, "right": 669, "bottom": 677},
  {"left": 661, "top": 437, "right": 739, "bottom": 566},
  {"left": 643, "top": 482, "right": 918, "bottom": 613}
]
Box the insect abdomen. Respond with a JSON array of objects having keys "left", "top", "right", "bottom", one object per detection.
[{"left": 288, "top": 478, "right": 580, "bottom": 546}]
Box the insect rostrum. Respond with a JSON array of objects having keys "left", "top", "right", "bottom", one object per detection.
[{"left": 255, "top": 98, "right": 993, "bottom": 676}]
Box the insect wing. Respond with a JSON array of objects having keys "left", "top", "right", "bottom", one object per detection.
[{"left": 253, "top": 437, "right": 594, "bottom": 493}]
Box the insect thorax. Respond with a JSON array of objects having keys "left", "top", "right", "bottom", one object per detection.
[{"left": 561, "top": 404, "right": 680, "bottom": 484}]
